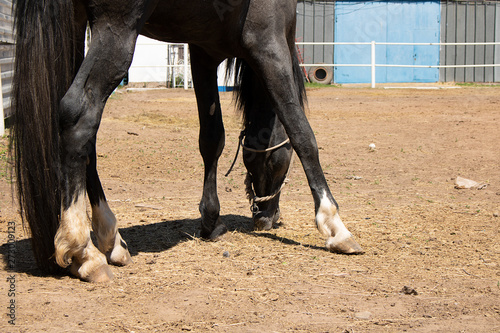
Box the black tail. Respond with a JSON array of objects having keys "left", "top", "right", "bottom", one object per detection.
[
  {"left": 11, "top": 0, "right": 76, "bottom": 273},
  {"left": 228, "top": 48, "right": 307, "bottom": 125}
]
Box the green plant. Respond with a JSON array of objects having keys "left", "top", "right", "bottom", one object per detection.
[
  {"left": 0, "top": 143, "right": 9, "bottom": 179},
  {"left": 455, "top": 82, "right": 500, "bottom": 88},
  {"left": 305, "top": 82, "right": 341, "bottom": 89}
]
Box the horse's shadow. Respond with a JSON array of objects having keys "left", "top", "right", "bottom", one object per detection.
[
  {"left": 1, "top": 214, "right": 325, "bottom": 277},
  {"left": 120, "top": 214, "right": 252, "bottom": 256}
]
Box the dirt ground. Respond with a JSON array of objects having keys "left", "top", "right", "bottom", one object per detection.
[{"left": 1, "top": 85, "right": 499, "bottom": 332}]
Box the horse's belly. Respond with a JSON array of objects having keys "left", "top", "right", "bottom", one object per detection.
[{"left": 141, "top": 0, "right": 246, "bottom": 45}]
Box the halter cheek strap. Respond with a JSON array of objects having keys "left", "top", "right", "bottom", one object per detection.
[
  {"left": 225, "top": 130, "right": 294, "bottom": 212},
  {"left": 225, "top": 130, "right": 291, "bottom": 177}
]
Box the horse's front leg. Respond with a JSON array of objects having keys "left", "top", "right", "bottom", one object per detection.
[
  {"left": 241, "top": 13, "right": 363, "bottom": 253},
  {"left": 190, "top": 45, "right": 227, "bottom": 239},
  {"left": 86, "top": 139, "right": 132, "bottom": 266}
]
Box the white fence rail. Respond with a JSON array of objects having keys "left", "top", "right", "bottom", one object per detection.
[
  {"left": 4, "top": 41, "right": 500, "bottom": 136},
  {"left": 297, "top": 41, "right": 500, "bottom": 88}
]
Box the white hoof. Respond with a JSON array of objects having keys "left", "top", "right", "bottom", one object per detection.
[{"left": 326, "top": 235, "right": 364, "bottom": 254}]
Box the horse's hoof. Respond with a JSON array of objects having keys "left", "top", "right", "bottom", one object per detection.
[
  {"left": 71, "top": 262, "right": 114, "bottom": 283},
  {"left": 108, "top": 245, "right": 133, "bottom": 266},
  {"left": 201, "top": 224, "right": 228, "bottom": 240},
  {"left": 326, "top": 235, "right": 364, "bottom": 254},
  {"left": 86, "top": 264, "right": 114, "bottom": 283}
]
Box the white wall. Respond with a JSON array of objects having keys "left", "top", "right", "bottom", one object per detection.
[
  {"left": 129, "top": 36, "right": 169, "bottom": 83},
  {"left": 129, "top": 36, "right": 234, "bottom": 89}
]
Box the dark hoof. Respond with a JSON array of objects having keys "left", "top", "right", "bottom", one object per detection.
[{"left": 201, "top": 224, "right": 228, "bottom": 240}]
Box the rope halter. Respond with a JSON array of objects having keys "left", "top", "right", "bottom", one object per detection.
[{"left": 225, "top": 130, "right": 294, "bottom": 213}]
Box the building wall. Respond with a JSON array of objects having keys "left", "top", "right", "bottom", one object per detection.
[
  {"left": 0, "top": 0, "right": 13, "bottom": 119},
  {"left": 296, "top": 1, "right": 335, "bottom": 67},
  {"left": 334, "top": 0, "right": 441, "bottom": 84},
  {"left": 440, "top": 0, "right": 500, "bottom": 82},
  {"left": 297, "top": 0, "right": 500, "bottom": 84},
  {"left": 129, "top": 36, "right": 170, "bottom": 83}
]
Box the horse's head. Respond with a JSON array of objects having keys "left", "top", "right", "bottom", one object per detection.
[{"left": 242, "top": 115, "right": 293, "bottom": 231}]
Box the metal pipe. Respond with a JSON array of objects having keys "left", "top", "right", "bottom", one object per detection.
[
  {"left": 184, "top": 43, "right": 189, "bottom": 90},
  {"left": 371, "top": 41, "right": 376, "bottom": 88},
  {"left": 454, "top": 1, "right": 458, "bottom": 82},
  {"left": 312, "top": 0, "right": 316, "bottom": 65},
  {"left": 494, "top": 1, "right": 498, "bottom": 82}
]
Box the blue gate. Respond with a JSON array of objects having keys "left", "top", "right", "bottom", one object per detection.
[{"left": 334, "top": 1, "right": 441, "bottom": 84}]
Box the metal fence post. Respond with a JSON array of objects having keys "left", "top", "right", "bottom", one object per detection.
[
  {"left": 371, "top": 41, "right": 376, "bottom": 88},
  {"left": 184, "top": 43, "right": 189, "bottom": 90}
]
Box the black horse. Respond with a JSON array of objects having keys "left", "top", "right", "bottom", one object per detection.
[{"left": 12, "top": 0, "right": 363, "bottom": 282}]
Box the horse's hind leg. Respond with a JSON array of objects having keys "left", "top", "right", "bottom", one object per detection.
[
  {"left": 190, "top": 45, "right": 227, "bottom": 239},
  {"left": 55, "top": 15, "right": 141, "bottom": 281},
  {"left": 86, "top": 139, "right": 132, "bottom": 266}
]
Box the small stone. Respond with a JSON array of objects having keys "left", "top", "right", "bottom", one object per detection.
[
  {"left": 455, "top": 176, "right": 479, "bottom": 189},
  {"left": 401, "top": 286, "right": 418, "bottom": 295},
  {"left": 355, "top": 311, "right": 372, "bottom": 320},
  {"left": 493, "top": 212, "right": 499, "bottom": 217},
  {"left": 223, "top": 251, "right": 230, "bottom": 258}
]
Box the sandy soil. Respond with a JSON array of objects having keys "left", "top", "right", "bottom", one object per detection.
[{"left": 1, "top": 85, "right": 499, "bottom": 332}]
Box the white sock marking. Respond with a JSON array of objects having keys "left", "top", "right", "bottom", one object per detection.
[
  {"left": 315, "top": 191, "right": 351, "bottom": 242},
  {"left": 92, "top": 200, "right": 118, "bottom": 254}
]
